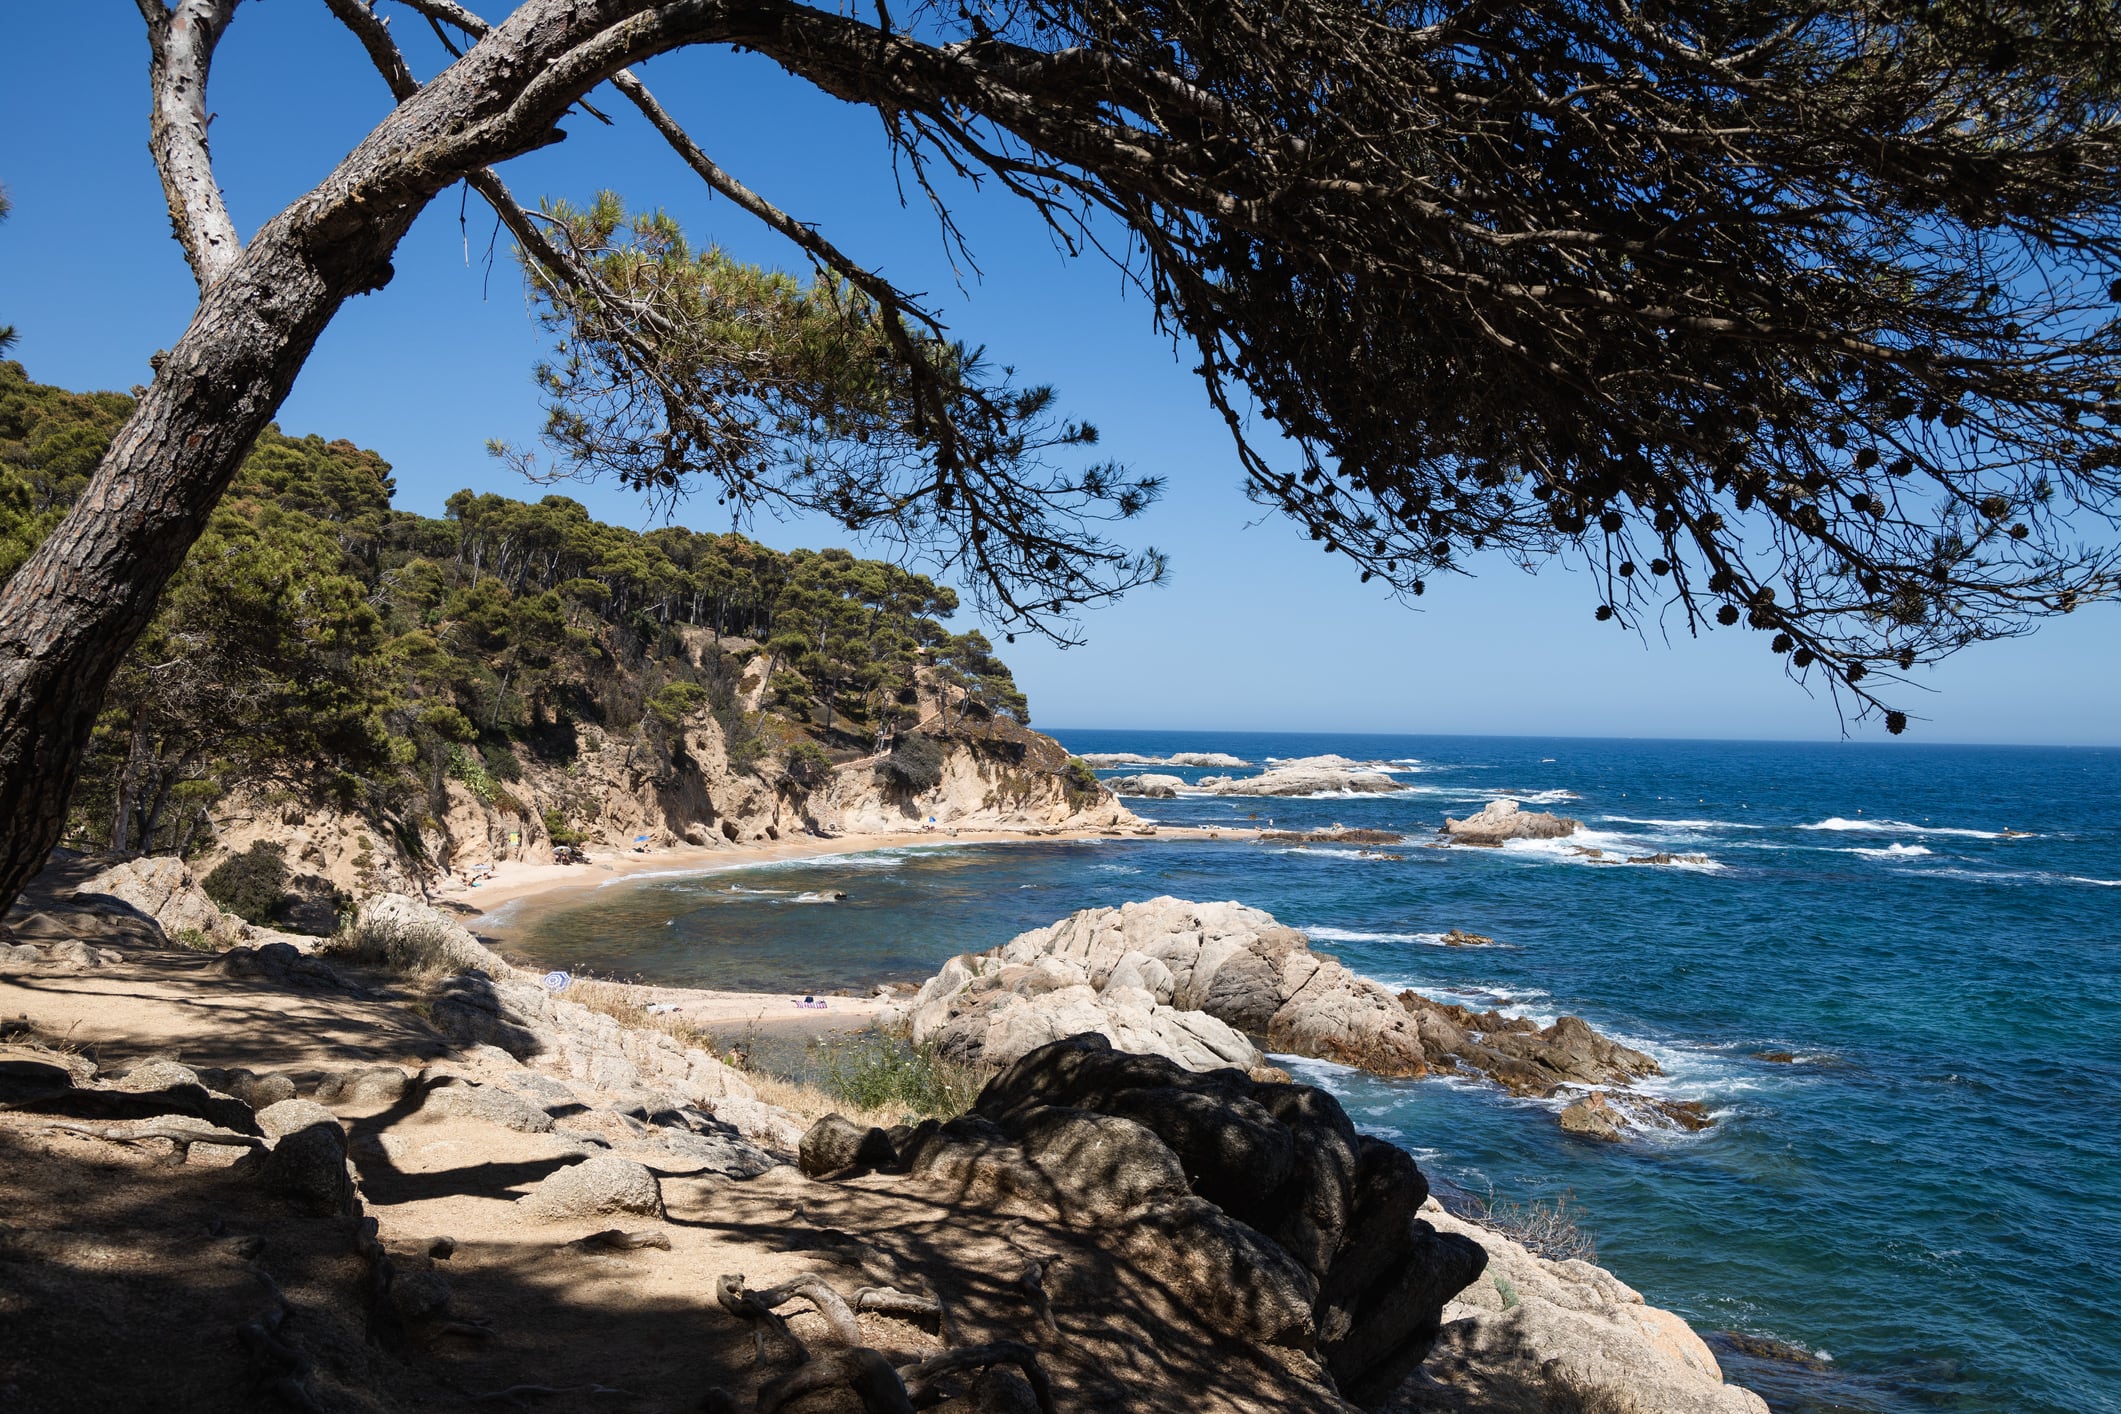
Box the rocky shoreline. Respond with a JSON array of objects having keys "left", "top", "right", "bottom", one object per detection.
[
  {"left": 1, "top": 865, "right": 1764, "bottom": 1411},
  {"left": 884, "top": 897, "right": 1716, "bottom": 1139}
]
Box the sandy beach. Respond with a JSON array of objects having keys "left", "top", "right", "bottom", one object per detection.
[
  {"left": 442, "top": 821, "right": 1253, "bottom": 918},
  {"left": 445, "top": 821, "right": 1255, "bottom": 1038}
]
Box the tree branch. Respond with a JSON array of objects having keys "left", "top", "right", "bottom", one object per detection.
[{"left": 138, "top": 0, "right": 245, "bottom": 290}]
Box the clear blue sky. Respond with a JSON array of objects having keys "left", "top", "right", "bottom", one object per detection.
[{"left": 2, "top": 5, "right": 2114, "bottom": 744}]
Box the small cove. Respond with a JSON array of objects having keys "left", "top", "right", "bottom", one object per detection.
[{"left": 487, "top": 731, "right": 2121, "bottom": 1414}]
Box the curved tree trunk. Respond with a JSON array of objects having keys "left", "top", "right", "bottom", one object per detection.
[{"left": 0, "top": 207, "right": 415, "bottom": 904}]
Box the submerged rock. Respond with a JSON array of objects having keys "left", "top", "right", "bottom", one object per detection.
[{"left": 1439, "top": 799, "right": 1581, "bottom": 845}]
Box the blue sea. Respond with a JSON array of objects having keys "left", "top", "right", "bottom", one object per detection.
[{"left": 492, "top": 732, "right": 2121, "bottom": 1414}]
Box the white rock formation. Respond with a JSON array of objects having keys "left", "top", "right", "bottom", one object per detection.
[
  {"left": 1195, "top": 755, "right": 1403, "bottom": 797},
  {"left": 72, "top": 856, "right": 248, "bottom": 944},
  {"left": 1440, "top": 798, "right": 1581, "bottom": 844},
  {"left": 1104, "top": 773, "right": 1186, "bottom": 798},
  {"left": 1404, "top": 1199, "right": 1770, "bottom": 1414},
  {"left": 357, "top": 896, "right": 803, "bottom": 1151},
  {"left": 883, "top": 897, "right": 1431, "bottom": 1076}
]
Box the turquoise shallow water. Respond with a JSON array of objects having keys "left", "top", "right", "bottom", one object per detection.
[{"left": 494, "top": 732, "right": 2121, "bottom": 1414}]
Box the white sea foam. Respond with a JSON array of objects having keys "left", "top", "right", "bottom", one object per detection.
[
  {"left": 1303, "top": 926, "right": 1458, "bottom": 946},
  {"left": 1600, "top": 816, "right": 1764, "bottom": 831},
  {"left": 2067, "top": 875, "right": 2121, "bottom": 887},
  {"left": 469, "top": 897, "right": 531, "bottom": 929},
  {"left": 1845, "top": 843, "right": 1934, "bottom": 858},
  {"left": 1274, "top": 846, "right": 1399, "bottom": 861},
  {"left": 1799, "top": 817, "right": 2015, "bottom": 839},
  {"left": 1489, "top": 831, "right": 1727, "bottom": 871}
]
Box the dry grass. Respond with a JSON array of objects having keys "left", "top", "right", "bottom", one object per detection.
[
  {"left": 738, "top": 1069, "right": 912, "bottom": 1131},
  {"left": 323, "top": 902, "right": 505, "bottom": 978},
  {"left": 1461, "top": 1188, "right": 1600, "bottom": 1264},
  {"left": 562, "top": 975, "right": 721, "bottom": 1053},
  {"left": 734, "top": 1034, "right": 985, "bottom": 1130}
]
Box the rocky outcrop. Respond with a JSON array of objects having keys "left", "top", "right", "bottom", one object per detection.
[
  {"left": 197, "top": 692, "right": 1128, "bottom": 906},
  {"left": 355, "top": 895, "right": 803, "bottom": 1151},
  {"left": 819, "top": 717, "right": 1134, "bottom": 834},
  {"left": 70, "top": 856, "right": 248, "bottom": 944},
  {"left": 1261, "top": 827, "right": 1405, "bottom": 845},
  {"left": 889, "top": 898, "right": 1702, "bottom": 1138},
  {"left": 1197, "top": 755, "right": 1404, "bottom": 796},
  {"left": 1440, "top": 799, "right": 1581, "bottom": 845},
  {"left": 1079, "top": 751, "right": 1251, "bottom": 768},
  {"left": 855, "top": 1035, "right": 1489, "bottom": 1407},
  {"left": 885, "top": 897, "right": 1431, "bottom": 1077},
  {"left": 1104, "top": 773, "right": 1185, "bottom": 798},
  {"left": 1397, "top": 1200, "right": 1769, "bottom": 1413},
  {"left": 518, "top": 1154, "right": 664, "bottom": 1221}
]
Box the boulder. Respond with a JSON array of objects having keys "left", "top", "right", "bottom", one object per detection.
[
  {"left": 1414, "top": 1200, "right": 1769, "bottom": 1413},
  {"left": 114, "top": 1059, "right": 204, "bottom": 1093},
  {"left": 519, "top": 1154, "right": 664, "bottom": 1221},
  {"left": 421, "top": 1077, "right": 556, "bottom": 1133},
  {"left": 1477, "top": 1016, "right": 1659, "bottom": 1094},
  {"left": 1558, "top": 1092, "right": 1626, "bottom": 1141},
  {"left": 72, "top": 856, "right": 243, "bottom": 943},
  {"left": 884, "top": 898, "right": 1427, "bottom": 1077},
  {"left": 798, "top": 1114, "right": 898, "bottom": 1177},
  {"left": 313, "top": 1066, "right": 412, "bottom": 1105},
  {"left": 257, "top": 1098, "right": 341, "bottom": 1141},
  {"left": 957, "top": 1035, "right": 1485, "bottom": 1392},
  {"left": 196, "top": 1068, "right": 297, "bottom": 1110},
  {"left": 1440, "top": 799, "right": 1581, "bottom": 845},
  {"left": 260, "top": 1107, "right": 354, "bottom": 1216},
  {"left": 1104, "top": 773, "right": 1184, "bottom": 799}
]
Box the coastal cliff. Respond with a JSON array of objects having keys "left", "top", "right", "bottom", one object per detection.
[{"left": 201, "top": 705, "right": 1129, "bottom": 908}]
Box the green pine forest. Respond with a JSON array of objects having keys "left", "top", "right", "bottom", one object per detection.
[{"left": 0, "top": 361, "right": 1035, "bottom": 861}]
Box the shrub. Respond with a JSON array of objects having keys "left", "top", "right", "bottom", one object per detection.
[
  {"left": 876, "top": 732, "right": 945, "bottom": 795},
  {"left": 479, "top": 737, "right": 523, "bottom": 782},
  {"left": 201, "top": 842, "right": 289, "bottom": 925},
  {"left": 783, "top": 738, "right": 837, "bottom": 791},
  {"left": 445, "top": 743, "right": 497, "bottom": 804},
  {"left": 646, "top": 680, "right": 710, "bottom": 726},
  {"left": 1062, "top": 756, "right": 1101, "bottom": 800},
  {"left": 1462, "top": 1188, "right": 1599, "bottom": 1264},
  {"left": 542, "top": 809, "right": 584, "bottom": 847},
  {"left": 810, "top": 1033, "right": 981, "bottom": 1120},
  {"left": 328, "top": 895, "right": 506, "bottom": 976}
]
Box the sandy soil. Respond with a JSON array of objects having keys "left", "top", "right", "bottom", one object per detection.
[{"left": 0, "top": 913, "right": 1343, "bottom": 1414}]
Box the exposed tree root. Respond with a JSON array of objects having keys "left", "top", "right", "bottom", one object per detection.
[
  {"left": 757, "top": 1348, "right": 915, "bottom": 1414},
  {"left": 712, "top": 1269, "right": 1059, "bottom": 1414},
  {"left": 568, "top": 1228, "right": 673, "bottom": 1253},
  {"left": 899, "top": 1342, "right": 1058, "bottom": 1414},
  {"left": 40, "top": 1117, "right": 264, "bottom": 1162},
  {"left": 469, "top": 1383, "right": 636, "bottom": 1405}
]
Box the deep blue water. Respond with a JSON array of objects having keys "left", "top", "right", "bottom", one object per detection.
[{"left": 493, "top": 732, "right": 2121, "bottom": 1414}]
